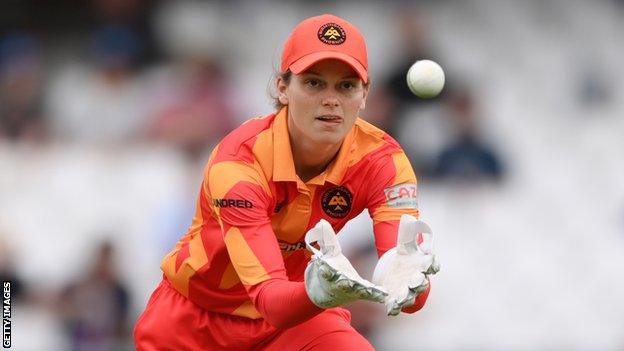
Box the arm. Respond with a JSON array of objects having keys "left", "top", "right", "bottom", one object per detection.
[
  {"left": 250, "top": 279, "right": 322, "bottom": 329},
  {"left": 206, "top": 162, "right": 322, "bottom": 328},
  {"left": 366, "top": 151, "right": 436, "bottom": 314}
]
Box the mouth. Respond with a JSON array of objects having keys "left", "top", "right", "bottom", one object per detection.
[{"left": 315, "top": 115, "right": 343, "bottom": 125}]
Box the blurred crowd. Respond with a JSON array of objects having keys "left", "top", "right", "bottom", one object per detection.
[
  {"left": 0, "top": 0, "right": 505, "bottom": 175},
  {"left": 3, "top": 0, "right": 624, "bottom": 350},
  {"left": 0, "top": 0, "right": 238, "bottom": 161},
  {"left": 0, "top": 1, "right": 506, "bottom": 348}
]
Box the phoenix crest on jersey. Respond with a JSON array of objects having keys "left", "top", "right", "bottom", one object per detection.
[{"left": 321, "top": 186, "right": 352, "bottom": 218}]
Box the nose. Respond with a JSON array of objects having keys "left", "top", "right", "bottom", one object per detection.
[{"left": 321, "top": 92, "right": 340, "bottom": 108}]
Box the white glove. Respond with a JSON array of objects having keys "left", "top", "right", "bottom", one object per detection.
[
  {"left": 304, "top": 220, "right": 388, "bottom": 309},
  {"left": 372, "top": 214, "right": 440, "bottom": 316}
]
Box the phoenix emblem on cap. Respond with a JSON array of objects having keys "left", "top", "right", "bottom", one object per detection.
[{"left": 317, "top": 23, "right": 346, "bottom": 45}]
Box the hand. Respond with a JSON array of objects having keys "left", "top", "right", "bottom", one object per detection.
[
  {"left": 372, "top": 214, "right": 440, "bottom": 316},
  {"left": 304, "top": 220, "right": 388, "bottom": 309}
]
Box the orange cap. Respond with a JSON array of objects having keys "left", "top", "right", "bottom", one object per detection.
[{"left": 281, "top": 14, "right": 368, "bottom": 83}]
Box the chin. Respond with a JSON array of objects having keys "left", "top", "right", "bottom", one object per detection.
[{"left": 313, "top": 131, "right": 346, "bottom": 145}]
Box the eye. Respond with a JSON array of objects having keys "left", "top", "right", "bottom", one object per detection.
[
  {"left": 305, "top": 79, "right": 321, "bottom": 88},
  {"left": 340, "top": 81, "right": 356, "bottom": 90}
]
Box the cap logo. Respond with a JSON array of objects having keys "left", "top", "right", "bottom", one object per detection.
[{"left": 318, "top": 23, "right": 346, "bottom": 45}]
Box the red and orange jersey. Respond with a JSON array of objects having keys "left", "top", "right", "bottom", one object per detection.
[{"left": 161, "top": 107, "right": 419, "bottom": 319}]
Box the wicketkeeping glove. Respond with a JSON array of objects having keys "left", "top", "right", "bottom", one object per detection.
[
  {"left": 304, "top": 219, "right": 388, "bottom": 309},
  {"left": 372, "top": 214, "right": 440, "bottom": 316}
]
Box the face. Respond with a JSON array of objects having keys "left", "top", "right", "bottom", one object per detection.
[{"left": 277, "top": 59, "right": 369, "bottom": 148}]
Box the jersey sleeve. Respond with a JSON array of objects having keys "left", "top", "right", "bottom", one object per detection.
[
  {"left": 366, "top": 151, "right": 420, "bottom": 257},
  {"left": 366, "top": 150, "right": 431, "bottom": 313},
  {"left": 206, "top": 161, "right": 287, "bottom": 288},
  {"left": 206, "top": 161, "right": 322, "bottom": 326}
]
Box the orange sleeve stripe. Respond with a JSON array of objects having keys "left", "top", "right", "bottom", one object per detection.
[
  {"left": 161, "top": 227, "right": 209, "bottom": 297},
  {"left": 391, "top": 152, "right": 417, "bottom": 185},
  {"left": 207, "top": 161, "right": 272, "bottom": 200},
  {"left": 213, "top": 175, "right": 288, "bottom": 285},
  {"left": 223, "top": 226, "right": 272, "bottom": 286},
  {"left": 251, "top": 127, "right": 275, "bottom": 181},
  {"left": 218, "top": 262, "right": 241, "bottom": 289},
  {"left": 160, "top": 185, "right": 213, "bottom": 297},
  {"left": 370, "top": 151, "right": 419, "bottom": 224},
  {"left": 211, "top": 115, "right": 274, "bottom": 165},
  {"left": 204, "top": 144, "right": 220, "bottom": 174},
  {"left": 323, "top": 119, "right": 393, "bottom": 183},
  {"left": 349, "top": 133, "right": 387, "bottom": 166},
  {"left": 174, "top": 242, "right": 191, "bottom": 272}
]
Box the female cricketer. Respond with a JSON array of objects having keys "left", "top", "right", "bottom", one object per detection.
[{"left": 134, "top": 13, "right": 438, "bottom": 350}]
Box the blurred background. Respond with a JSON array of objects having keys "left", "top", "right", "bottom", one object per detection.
[{"left": 1, "top": 0, "right": 624, "bottom": 350}]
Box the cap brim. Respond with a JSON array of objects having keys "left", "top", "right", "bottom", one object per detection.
[{"left": 289, "top": 51, "right": 368, "bottom": 83}]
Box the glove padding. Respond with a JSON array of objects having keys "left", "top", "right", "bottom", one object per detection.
[
  {"left": 372, "top": 214, "right": 440, "bottom": 316},
  {"left": 304, "top": 219, "right": 388, "bottom": 309}
]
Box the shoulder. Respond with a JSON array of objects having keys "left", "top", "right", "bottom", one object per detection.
[
  {"left": 201, "top": 113, "right": 276, "bottom": 196},
  {"left": 351, "top": 118, "right": 403, "bottom": 162},
  {"left": 213, "top": 113, "right": 277, "bottom": 164},
  {"left": 351, "top": 118, "right": 416, "bottom": 180}
]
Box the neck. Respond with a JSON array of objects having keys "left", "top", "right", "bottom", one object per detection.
[{"left": 290, "top": 137, "right": 342, "bottom": 183}]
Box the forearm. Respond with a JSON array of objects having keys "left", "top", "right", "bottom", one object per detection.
[{"left": 250, "top": 279, "right": 323, "bottom": 329}]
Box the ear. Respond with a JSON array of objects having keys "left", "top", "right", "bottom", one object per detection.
[
  {"left": 359, "top": 83, "right": 370, "bottom": 110},
  {"left": 276, "top": 76, "right": 289, "bottom": 105}
]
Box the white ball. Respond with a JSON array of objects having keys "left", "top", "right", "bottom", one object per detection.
[{"left": 406, "top": 59, "right": 445, "bottom": 99}]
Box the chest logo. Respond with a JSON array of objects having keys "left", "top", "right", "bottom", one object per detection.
[{"left": 321, "top": 186, "right": 352, "bottom": 218}]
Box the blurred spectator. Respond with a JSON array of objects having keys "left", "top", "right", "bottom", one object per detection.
[
  {"left": 60, "top": 241, "right": 131, "bottom": 351},
  {"left": 576, "top": 61, "right": 611, "bottom": 108},
  {"left": 367, "top": 7, "right": 453, "bottom": 176},
  {"left": 432, "top": 88, "right": 504, "bottom": 183},
  {"left": 0, "top": 236, "right": 25, "bottom": 301},
  {"left": 375, "top": 8, "right": 449, "bottom": 137},
  {"left": 0, "top": 33, "right": 47, "bottom": 142},
  {"left": 45, "top": 25, "right": 148, "bottom": 144},
  {"left": 89, "top": 0, "right": 159, "bottom": 67},
  {"left": 143, "top": 56, "right": 237, "bottom": 161},
  {"left": 142, "top": 0, "right": 239, "bottom": 161}
]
